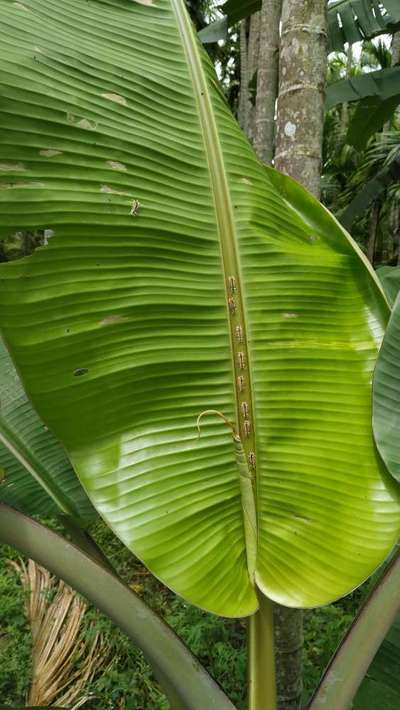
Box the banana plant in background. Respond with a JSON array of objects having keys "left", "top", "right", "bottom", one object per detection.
[
  {"left": 339, "top": 141, "right": 400, "bottom": 230},
  {"left": 1, "top": 1, "right": 400, "bottom": 709},
  {"left": 327, "top": 0, "right": 400, "bottom": 51},
  {"left": 326, "top": 66, "right": 400, "bottom": 151},
  {"left": 199, "top": 0, "right": 400, "bottom": 48},
  {"left": 326, "top": 68, "right": 400, "bottom": 113}
]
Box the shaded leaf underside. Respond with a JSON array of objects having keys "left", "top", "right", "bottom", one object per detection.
[
  {"left": 354, "top": 612, "right": 400, "bottom": 709},
  {"left": 376, "top": 266, "right": 400, "bottom": 308},
  {"left": 0, "top": 338, "right": 94, "bottom": 521},
  {"left": 346, "top": 95, "right": 400, "bottom": 152},
  {"left": 0, "top": 0, "right": 399, "bottom": 616},
  {"left": 339, "top": 148, "right": 400, "bottom": 230},
  {"left": 374, "top": 291, "right": 400, "bottom": 483}
]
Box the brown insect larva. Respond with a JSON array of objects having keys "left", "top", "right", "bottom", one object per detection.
[
  {"left": 228, "top": 276, "right": 237, "bottom": 294},
  {"left": 241, "top": 401, "right": 249, "bottom": 419},
  {"left": 248, "top": 452, "right": 256, "bottom": 469},
  {"left": 130, "top": 199, "right": 141, "bottom": 216},
  {"left": 243, "top": 419, "right": 251, "bottom": 437},
  {"left": 228, "top": 297, "right": 237, "bottom": 315},
  {"left": 238, "top": 352, "right": 246, "bottom": 370},
  {"left": 237, "top": 375, "right": 245, "bottom": 393},
  {"left": 235, "top": 325, "right": 244, "bottom": 343}
]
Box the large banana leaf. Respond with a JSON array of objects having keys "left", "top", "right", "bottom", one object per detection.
[
  {"left": 0, "top": 337, "right": 94, "bottom": 522},
  {"left": 0, "top": 0, "right": 399, "bottom": 618}
]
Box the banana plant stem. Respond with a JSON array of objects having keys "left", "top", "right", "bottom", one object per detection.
[
  {"left": 248, "top": 589, "right": 277, "bottom": 710},
  {"left": 60, "top": 514, "right": 117, "bottom": 573}
]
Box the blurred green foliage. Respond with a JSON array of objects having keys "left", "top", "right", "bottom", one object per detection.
[{"left": 0, "top": 545, "right": 31, "bottom": 705}]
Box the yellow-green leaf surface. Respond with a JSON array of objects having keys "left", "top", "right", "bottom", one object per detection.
[{"left": 0, "top": 0, "right": 399, "bottom": 616}]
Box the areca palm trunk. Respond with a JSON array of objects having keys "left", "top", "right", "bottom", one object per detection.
[
  {"left": 254, "top": 0, "right": 282, "bottom": 163},
  {"left": 239, "top": 14, "right": 261, "bottom": 140},
  {"left": 275, "top": 0, "right": 327, "bottom": 199},
  {"left": 340, "top": 45, "right": 353, "bottom": 138},
  {"left": 368, "top": 202, "right": 380, "bottom": 266},
  {"left": 273, "top": 1, "right": 328, "bottom": 707},
  {"left": 392, "top": 31, "right": 400, "bottom": 66},
  {"left": 238, "top": 19, "right": 249, "bottom": 129},
  {"left": 247, "top": 11, "right": 261, "bottom": 141}
]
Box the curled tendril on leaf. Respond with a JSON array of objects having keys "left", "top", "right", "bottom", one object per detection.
[{"left": 196, "top": 410, "right": 239, "bottom": 441}]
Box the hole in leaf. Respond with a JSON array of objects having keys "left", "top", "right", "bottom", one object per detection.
[{"left": 0, "top": 228, "right": 53, "bottom": 262}]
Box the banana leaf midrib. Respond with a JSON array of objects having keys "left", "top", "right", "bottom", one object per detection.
[{"left": 171, "top": 0, "right": 258, "bottom": 574}]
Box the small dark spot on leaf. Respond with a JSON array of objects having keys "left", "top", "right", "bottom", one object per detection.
[{"left": 74, "top": 368, "right": 88, "bottom": 377}]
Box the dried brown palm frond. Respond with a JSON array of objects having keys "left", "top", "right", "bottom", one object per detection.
[{"left": 8, "top": 558, "right": 109, "bottom": 707}]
